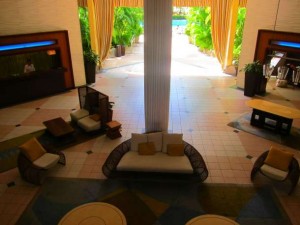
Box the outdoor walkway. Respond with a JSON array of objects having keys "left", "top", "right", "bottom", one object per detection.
[{"left": 102, "top": 34, "right": 225, "bottom": 77}]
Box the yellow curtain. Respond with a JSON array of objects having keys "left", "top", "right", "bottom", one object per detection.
[
  {"left": 173, "top": 0, "right": 211, "bottom": 7},
  {"left": 112, "top": 0, "right": 247, "bottom": 7},
  {"left": 114, "top": 0, "right": 143, "bottom": 7},
  {"left": 210, "top": 0, "right": 239, "bottom": 70},
  {"left": 93, "top": 0, "right": 115, "bottom": 63},
  {"left": 87, "top": 0, "right": 98, "bottom": 57}
]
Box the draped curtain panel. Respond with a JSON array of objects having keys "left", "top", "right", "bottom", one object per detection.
[
  {"left": 144, "top": 0, "right": 173, "bottom": 132},
  {"left": 112, "top": 0, "right": 247, "bottom": 7},
  {"left": 210, "top": 0, "right": 239, "bottom": 70},
  {"left": 93, "top": 0, "right": 115, "bottom": 62},
  {"left": 87, "top": 0, "right": 99, "bottom": 57},
  {"left": 114, "top": 0, "right": 143, "bottom": 7},
  {"left": 111, "top": 0, "right": 247, "bottom": 7}
]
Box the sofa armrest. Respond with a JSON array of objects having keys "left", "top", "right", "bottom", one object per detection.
[
  {"left": 102, "top": 139, "right": 131, "bottom": 177},
  {"left": 183, "top": 141, "right": 208, "bottom": 182}
]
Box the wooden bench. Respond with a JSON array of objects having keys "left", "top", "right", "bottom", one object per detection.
[{"left": 246, "top": 99, "right": 300, "bottom": 135}]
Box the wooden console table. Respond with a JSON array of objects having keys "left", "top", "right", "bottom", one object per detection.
[{"left": 246, "top": 99, "right": 300, "bottom": 135}]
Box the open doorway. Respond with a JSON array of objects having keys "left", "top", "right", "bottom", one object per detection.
[{"left": 100, "top": 6, "right": 246, "bottom": 78}]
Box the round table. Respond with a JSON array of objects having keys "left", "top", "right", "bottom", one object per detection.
[
  {"left": 58, "top": 202, "right": 127, "bottom": 225},
  {"left": 186, "top": 214, "right": 239, "bottom": 225}
]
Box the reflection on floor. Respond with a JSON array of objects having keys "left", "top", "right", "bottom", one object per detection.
[{"left": 0, "top": 34, "right": 300, "bottom": 225}]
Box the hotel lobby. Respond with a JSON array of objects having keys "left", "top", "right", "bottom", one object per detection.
[{"left": 0, "top": 0, "right": 300, "bottom": 224}]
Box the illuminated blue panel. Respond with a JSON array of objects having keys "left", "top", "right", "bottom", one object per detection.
[
  {"left": 0, "top": 40, "right": 56, "bottom": 51},
  {"left": 271, "top": 40, "right": 300, "bottom": 49}
]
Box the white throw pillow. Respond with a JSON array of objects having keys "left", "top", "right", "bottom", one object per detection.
[
  {"left": 162, "top": 133, "right": 183, "bottom": 153},
  {"left": 147, "top": 132, "right": 163, "bottom": 152},
  {"left": 131, "top": 133, "right": 148, "bottom": 151}
]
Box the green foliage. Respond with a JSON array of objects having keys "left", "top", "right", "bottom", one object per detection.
[
  {"left": 233, "top": 8, "right": 246, "bottom": 64},
  {"left": 172, "top": 15, "right": 186, "bottom": 20},
  {"left": 185, "top": 7, "right": 246, "bottom": 63},
  {"left": 185, "top": 7, "right": 213, "bottom": 52},
  {"left": 113, "top": 7, "right": 144, "bottom": 47},
  {"left": 241, "top": 60, "right": 263, "bottom": 75},
  {"left": 79, "top": 7, "right": 99, "bottom": 64}
]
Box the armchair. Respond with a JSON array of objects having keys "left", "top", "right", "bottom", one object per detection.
[
  {"left": 17, "top": 137, "right": 66, "bottom": 185},
  {"left": 251, "top": 147, "right": 300, "bottom": 195}
]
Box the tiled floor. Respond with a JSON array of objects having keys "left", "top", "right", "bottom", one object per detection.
[{"left": 1, "top": 34, "right": 300, "bottom": 224}]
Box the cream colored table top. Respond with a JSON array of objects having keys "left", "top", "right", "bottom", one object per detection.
[
  {"left": 246, "top": 99, "right": 300, "bottom": 119},
  {"left": 186, "top": 214, "right": 239, "bottom": 225},
  {"left": 58, "top": 202, "right": 127, "bottom": 225}
]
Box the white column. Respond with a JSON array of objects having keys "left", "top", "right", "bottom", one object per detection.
[{"left": 144, "top": 0, "right": 173, "bottom": 132}]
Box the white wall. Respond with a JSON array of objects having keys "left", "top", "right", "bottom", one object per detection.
[
  {"left": 237, "top": 0, "right": 300, "bottom": 88},
  {"left": 0, "top": 0, "right": 86, "bottom": 86}
]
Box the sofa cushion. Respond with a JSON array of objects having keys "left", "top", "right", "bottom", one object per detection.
[
  {"left": 261, "top": 164, "right": 288, "bottom": 181},
  {"left": 264, "top": 147, "right": 294, "bottom": 171},
  {"left": 70, "top": 109, "right": 89, "bottom": 122},
  {"left": 117, "top": 152, "right": 193, "bottom": 174},
  {"left": 167, "top": 144, "right": 184, "bottom": 156},
  {"left": 162, "top": 133, "right": 183, "bottom": 153},
  {"left": 138, "top": 142, "right": 156, "bottom": 155},
  {"left": 19, "top": 137, "right": 46, "bottom": 162},
  {"left": 131, "top": 133, "right": 148, "bottom": 151},
  {"left": 77, "top": 116, "right": 101, "bottom": 132},
  {"left": 147, "top": 132, "right": 163, "bottom": 152},
  {"left": 33, "top": 153, "right": 60, "bottom": 169}
]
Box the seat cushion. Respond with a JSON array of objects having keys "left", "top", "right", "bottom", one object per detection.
[
  {"left": 19, "top": 137, "right": 46, "bottom": 162},
  {"left": 70, "top": 109, "right": 89, "bottom": 122},
  {"left": 33, "top": 153, "right": 60, "bottom": 169},
  {"left": 260, "top": 164, "right": 288, "bottom": 181},
  {"left": 264, "top": 147, "right": 294, "bottom": 171},
  {"left": 77, "top": 116, "right": 101, "bottom": 132},
  {"left": 117, "top": 152, "right": 193, "bottom": 174}
]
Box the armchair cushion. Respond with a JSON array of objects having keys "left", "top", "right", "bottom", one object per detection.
[
  {"left": 264, "top": 147, "right": 294, "bottom": 171},
  {"left": 77, "top": 116, "right": 101, "bottom": 132},
  {"left": 70, "top": 109, "right": 89, "bottom": 122},
  {"left": 260, "top": 164, "right": 288, "bottom": 181},
  {"left": 33, "top": 153, "right": 60, "bottom": 169},
  {"left": 19, "top": 137, "right": 46, "bottom": 162},
  {"left": 138, "top": 142, "right": 156, "bottom": 155}
]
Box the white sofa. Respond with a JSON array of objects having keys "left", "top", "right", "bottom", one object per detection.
[
  {"left": 117, "top": 132, "right": 192, "bottom": 173},
  {"left": 102, "top": 132, "right": 209, "bottom": 181}
]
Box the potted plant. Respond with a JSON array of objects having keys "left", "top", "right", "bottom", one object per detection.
[
  {"left": 241, "top": 60, "right": 265, "bottom": 97},
  {"left": 79, "top": 7, "right": 100, "bottom": 84},
  {"left": 83, "top": 48, "right": 99, "bottom": 84}
]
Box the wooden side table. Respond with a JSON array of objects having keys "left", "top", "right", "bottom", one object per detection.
[
  {"left": 186, "top": 214, "right": 239, "bottom": 225},
  {"left": 58, "top": 202, "right": 126, "bottom": 225},
  {"left": 106, "top": 120, "right": 122, "bottom": 139}
]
